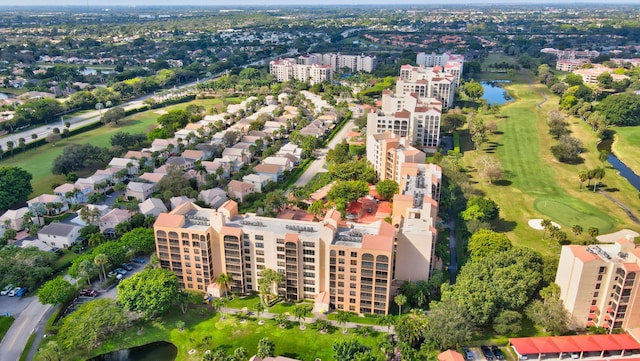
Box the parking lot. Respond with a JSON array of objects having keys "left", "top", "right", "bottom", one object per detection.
[
  {"left": 0, "top": 292, "right": 34, "bottom": 318},
  {"left": 464, "top": 346, "right": 509, "bottom": 361}
]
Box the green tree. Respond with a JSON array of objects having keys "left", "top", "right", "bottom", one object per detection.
[
  {"left": 467, "top": 229, "right": 512, "bottom": 260},
  {"left": 255, "top": 302, "right": 265, "bottom": 321},
  {"left": 335, "top": 310, "right": 352, "bottom": 333},
  {"left": 464, "top": 81, "right": 484, "bottom": 100},
  {"left": 256, "top": 337, "right": 275, "bottom": 358},
  {"left": 571, "top": 225, "right": 584, "bottom": 241},
  {"left": 591, "top": 167, "right": 606, "bottom": 192},
  {"left": 493, "top": 310, "right": 523, "bottom": 336},
  {"left": 525, "top": 285, "right": 570, "bottom": 335},
  {"left": 394, "top": 294, "right": 407, "bottom": 315},
  {"left": 307, "top": 199, "right": 325, "bottom": 220},
  {"left": 333, "top": 340, "right": 371, "bottom": 361},
  {"left": 326, "top": 141, "right": 351, "bottom": 165},
  {"left": 38, "top": 277, "right": 75, "bottom": 305},
  {"left": 293, "top": 304, "right": 312, "bottom": 327},
  {"left": 564, "top": 73, "right": 584, "bottom": 87},
  {"left": 588, "top": 226, "right": 600, "bottom": 240},
  {"left": 216, "top": 273, "right": 233, "bottom": 297},
  {"left": 117, "top": 268, "right": 179, "bottom": 318},
  {"left": 375, "top": 180, "right": 399, "bottom": 201},
  {"left": 57, "top": 299, "right": 128, "bottom": 351},
  {"left": 258, "top": 268, "right": 284, "bottom": 306},
  {"left": 424, "top": 299, "right": 472, "bottom": 350},
  {"left": 264, "top": 189, "right": 287, "bottom": 215},
  {"left": 0, "top": 167, "right": 33, "bottom": 211},
  {"left": 157, "top": 109, "right": 190, "bottom": 132},
  {"left": 102, "top": 107, "right": 126, "bottom": 125},
  {"left": 597, "top": 93, "right": 640, "bottom": 126},
  {"left": 329, "top": 159, "right": 377, "bottom": 184},
  {"left": 120, "top": 227, "right": 156, "bottom": 254},
  {"left": 461, "top": 197, "right": 499, "bottom": 223},
  {"left": 578, "top": 170, "right": 588, "bottom": 191},
  {"left": 394, "top": 310, "right": 427, "bottom": 349},
  {"left": 442, "top": 114, "right": 467, "bottom": 133}
]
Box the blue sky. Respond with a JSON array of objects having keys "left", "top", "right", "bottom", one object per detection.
[{"left": 3, "top": 0, "right": 639, "bottom": 6}]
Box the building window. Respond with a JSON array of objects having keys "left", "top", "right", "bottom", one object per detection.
[
  {"left": 256, "top": 250, "right": 265, "bottom": 256},
  {"left": 256, "top": 242, "right": 264, "bottom": 248},
  {"left": 338, "top": 250, "right": 345, "bottom": 256},
  {"left": 256, "top": 257, "right": 265, "bottom": 263},
  {"left": 243, "top": 241, "right": 250, "bottom": 247},
  {"left": 277, "top": 239, "right": 284, "bottom": 244},
  {"left": 255, "top": 235, "right": 264, "bottom": 241},
  {"left": 303, "top": 241, "right": 314, "bottom": 248},
  {"left": 351, "top": 252, "right": 357, "bottom": 258}
]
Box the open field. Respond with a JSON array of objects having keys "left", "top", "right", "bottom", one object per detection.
[
  {"left": 612, "top": 126, "right": 640, "bottom": 176},
  {"left": 0, "top": 97, "right": 239, "bottom": 197},
  {"left": 82, "top": 306, "right": 386, "bottom": 361},
  {"left": 461, "top": 69, "right": 640, "bottom": 255}
]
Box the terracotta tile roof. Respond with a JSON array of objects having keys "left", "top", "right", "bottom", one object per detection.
[{"left": 154, "top": 213, "right": 185, "bottom": 228}]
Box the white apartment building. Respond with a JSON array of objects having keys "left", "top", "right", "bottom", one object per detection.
[
  {"left": 366, "top": 90, "right": 442, "bottom": 152},
  {"left": 269, "top": 58, "right": 332, "bottom": 85},
  {"left": 417, "top": 52, "right": 464, "bottom": 86},
  {"left": 366, "top": 131, "right": 426, "bottom": 183},
  {"left": 298, "top": 53, "right": 376, "bottom": 73},
  {"left": 396, "top": 64, "right": 457, "bottom": 109}
]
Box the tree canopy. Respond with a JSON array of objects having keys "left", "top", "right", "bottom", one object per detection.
[
  {"left": 117, "top": 268, "right": 179, "bottom": 318},
  {"left": 467, "top": 229, "right": 512, "bottom": 260},
  {"left": 38, "top": 276, "right": 75, "bottom": 305},
  {"left": 57, "top": 299, "right": 128, "bottom": 351},
  {"left": 464, "top": 81, "right": 484, "bottom": 100},
  {"left": 0, "top": 167, "right": 33, "bottom": 211},
  {"left": 52, "top": 144, "right": 114, "bottom": 175},
  {"left": 461, "top": 197, "right": 499, "bottom": 223},
  {"left": 375, "top": 180, "right": 399, "bottom": 201},
  {"left": 597, "top": 93, "right": 640, "bottom": 126}
]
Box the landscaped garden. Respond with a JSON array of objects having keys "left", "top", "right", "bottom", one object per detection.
[{"left": 79, "top": 306, "right": 386, "bottom": 361}]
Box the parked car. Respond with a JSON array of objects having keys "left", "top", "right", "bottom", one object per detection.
[
  {"left": 114, "top": 268, "right": 127, "bottom": 275},
  {"left": 116, "top": 273, "right": 124, "bottom": 280},
  {"left": 8, "top": 287, "right": 21, "bottom": 297},
  {"left": 107, "top": 271, "right": 116, "bottom": 278},
  {"left": 121, "top": 263, "right": 134, "bottom": 271},
  {"left": 492, "top": 346, "right": 504, "bottom": 360},
  {"left": 481, "top": 346, "right": 495, "bottom": 361},
  {"left": 462, "top": 347, "right": 473, "bottom": 361},
  {"left": 570, "top": 353, "right": 580, "bottom": 359},
  {"left": 1, "top": 284, "right": 14, "bottom": 296},
  {"left": 15, "top": 287, "right": 29, "bottom": 297},
  {"left": 80, "top": 289, "right": 98, "bottom": 297},
  {"left": 132, "top": 257, "right": 145, "bottom": 264}
]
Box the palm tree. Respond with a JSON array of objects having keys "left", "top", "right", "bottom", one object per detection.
[
  {"left": 394, "top": 294, "right": 407, "bottom": 315},
  {"left": 541, "top": 219, "right": 552, "bottom": 239},
  {"left": 255, "top": 302, "right": 265, "bottom": 322},
  {"left": 592, "top": 167, "right": 606, "bottom": 192},
  {"left": 588, "top": 227, "right": 600, "bottom": 240},
  {"left": 6, "top": 141, "right": 14, "bottom": 157},
  {"left": 335, "top": 310, "right": 351, "bottom": 333},
  {"left": 274, "top": 313, "right": 288, "bottom": 328},
  {"left": 18, "top": 138, "right": 25, "bottom": 153},
  {"left": 572, "top": 225, "right": 583, "bottom": 242},
  {"left": 194, "top": 161, "right": 207, "bottom": 184},
  {"left": 93, "top": 253, "right": 109, "bottom": 282},
  {"left": 578, "top": 170, "right": 588, "bottom": 191},
  {"left": 216, "top": 273, "right": 233, "bottom": 297}
]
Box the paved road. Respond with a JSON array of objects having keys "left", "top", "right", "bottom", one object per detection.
[
  {"left": 294, "top": 118, "right": 355, "bottom": 187},
  {"left": 0, "top": 298, "right": 52, "bottom": 361},
  {"left": 448, "top": 208, "right": 459, "bottom": 283}
]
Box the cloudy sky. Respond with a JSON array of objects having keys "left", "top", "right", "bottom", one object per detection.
[{"left": 2, "top": 0, "right": 637, "bottom": 6}]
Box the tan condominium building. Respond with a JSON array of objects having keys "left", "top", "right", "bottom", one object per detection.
[
  {"left": 366, "top": 90, "right": 442, "bottom": 152},
  {"left": 154, "top": 200, "right": 411, "bottom": 315},
  {"left": 366, "top": 131, "right": 426, "bottom": 183},
  {"left": 556, "top": 237, "right": 640, "bottom": 331},
  {"left": 396, "top": 64, "right": 457, "bottom": 109}
]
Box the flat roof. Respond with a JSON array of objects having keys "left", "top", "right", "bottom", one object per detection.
[{"left": 510, "top": 334, "right": 640, "bottom": 355}]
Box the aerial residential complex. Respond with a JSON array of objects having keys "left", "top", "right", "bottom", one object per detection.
[
  {"left": 416, "top": 51, "right": 464, "bottom": 86},
  {"left": 366, "top": 131, "right": 426, "bottom": 183},
  {"left": 269, "top": 53, "right": 376, "bottom": 84},
  {"left": 154, "top": 156, "right": 442, "bottom": 316},
  {"left": 555, "top": 237, "right": 640, "bottom": 331}
]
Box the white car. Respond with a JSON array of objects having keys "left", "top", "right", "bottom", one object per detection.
[
  {"left": 0, "top": 284, "right": 14, "bottom": 296},
  {"left": 8, "top": 287, "right": 21, "bottom": 297}
]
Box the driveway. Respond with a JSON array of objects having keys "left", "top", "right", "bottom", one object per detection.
[
  {"left": 0, "top": 297, "right": 52, "bottom": 361},
  {"left": 293, "top": 118, "right": 355, "bottom": 188}
]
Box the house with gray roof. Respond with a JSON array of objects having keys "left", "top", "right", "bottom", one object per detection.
[{"left": 38, "top": 223, "right": 82, "bottom": 249}]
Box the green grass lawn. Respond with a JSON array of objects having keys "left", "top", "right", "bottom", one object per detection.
[
  {"left": 87, "top": 306, "right": 386, "bottom": 361},
  {"left": 460, "top": 68, "right": 638, "bottom": 254},
  {"left": 612, "top": 126, "right": 640, "bottom": 176},
  {"left": 0, "top": 316, "right": 15, "bottom": 342}
]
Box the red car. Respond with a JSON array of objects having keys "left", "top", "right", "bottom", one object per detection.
[{"left": 80, "top": 289, "right": 98, "bottom": 297}]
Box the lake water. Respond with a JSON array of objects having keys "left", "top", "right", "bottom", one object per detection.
[
  {"left": 597, "top": 139, "right": 640, "bottom": 192},
  {"left": 481, "top": 81, "right": 512, "bottom": 106},
  {"left": 89, "top": 341, "right": 177, "bottom": 361},
  {"left": 0, "top": 93, "right": 8, "bottom": 100}
]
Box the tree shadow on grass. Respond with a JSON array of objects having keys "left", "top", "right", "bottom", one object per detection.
[
  {"left": 493, "top": 179, "right": 512, "bottom": 186},
  {"left": 493, "top": 218, "right": 517, "bottom": 232},
  {"left": 603, "top": 186, "right": 619, "bottom": 193},
  {"left": 282, "top": 353, "right": 301, "bottom": 359}
]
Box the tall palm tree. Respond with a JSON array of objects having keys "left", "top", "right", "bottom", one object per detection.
[
  {"left": 394, "top": 294, "right": 407, "bottom": 315},
  {"left": 588, "top": 227, "right": 600, "bottom": 240},
  {"left": 541, "top": 219, "right": 552, "bottom": 239},
  {"left": 212, "top": 297, "right": 224, "bottom": 317},
  {"left": 216, "top": 273, "right": 233, "bottom": 297},
  {"left": 255, "top": 302, "right": 265, "bottom": 321},
  {"left": 578, "top": 170, "right": 588, "bottom": 191},
  {"left": 194, "top": 161, "right": 207, "bottom": 184},
  {"left": 93, "top": 253, "right": 109, "bottom": 282},
  {"left": 335, "top": 310, "right": 351, "bottom": 333},
  {"left": 592, "top": 167, "right": 606, "bottom": 192},
  {"left": 572, "top": 225, "right": 583, "bottom": 242},
  {"left": 377, "top": 314, "right": 395, "bottom": 333}
]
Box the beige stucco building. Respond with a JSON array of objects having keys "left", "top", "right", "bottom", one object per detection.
[
  {"left": 556, "top": 237, "right": 640, "bottom": 331},
  {"left": 366, "top": 131, "right": 426, "bottom": 183},
  {"left": 154, "top": 198, "right": 416, "bottom": 315}
]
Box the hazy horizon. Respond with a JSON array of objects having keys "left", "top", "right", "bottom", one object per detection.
[{"left": 3, "top": 0, "right": 640, "bottom": 7}]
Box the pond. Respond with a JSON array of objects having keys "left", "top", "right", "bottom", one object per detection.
[
  {"left": 0, "top": 93, "right": 9, "bottom": 100},
  {"left": 481, "top": 81, "right": 513, "bottom": 106},
  {"left": 597, "top": 139, "right": 640, "bottom": 192},
  {"left": 89, "top": 341, "right": 177, "bottom": 361}
]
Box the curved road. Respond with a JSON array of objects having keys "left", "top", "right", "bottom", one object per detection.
[{"left": 0, "top": 298, "right": 52, "bottom": 361}]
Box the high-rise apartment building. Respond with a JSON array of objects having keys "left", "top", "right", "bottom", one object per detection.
[
  {"left": 366, "top": 90, "right": 442, "bottom": 152},
  {"left": 556, "top": 237, "right": 640, "bottom": 331},
  {"left": 269, "top": 58, "right": 332, "bottom": 85},
  {"left": 396, "top": 64, "right": 456, "bottom": 109},
  {"left": 416, "top": 52, "right": 464, "bottom": 86},
  {"left": 366, "top": 131, "right": 426, "bottom": 183},
  {"left": 154, "top": 199, "right": 402, "bottom": 315}
]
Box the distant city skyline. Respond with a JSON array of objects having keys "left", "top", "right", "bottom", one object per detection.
[{"left": 4, "top": 0, "right": 640, "bottom": 6}]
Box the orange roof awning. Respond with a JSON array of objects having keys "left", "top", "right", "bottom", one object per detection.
[
  {"left": 589, "top": 313, "right": 597, "bottom": 320},
  {"left": 603, "top": 324, "right": 611, "bottom": 329},
  {"left": 590, "top": 305, "right": 599, "bottom": 312},
  {"left": 605, "top": 315, "right": 612, "bottom": 321},
  {"left": 607, "top": 307, "right": 614, "bottom": 313},
  {"left": 586, "top": 321, "right": 596, "bottom": 327}
]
